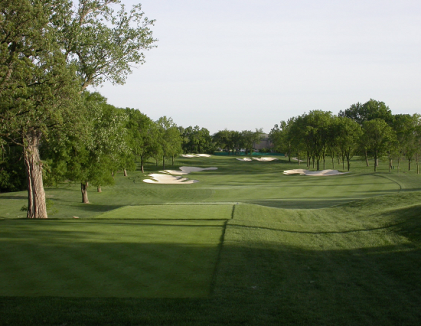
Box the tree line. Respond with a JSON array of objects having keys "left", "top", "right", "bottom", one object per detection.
[{"left": 269, "top": 99, "right": 421, "bottom": 172}]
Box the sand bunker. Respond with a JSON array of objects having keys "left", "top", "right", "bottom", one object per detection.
[
  {"left": 291, "top": 157, "right": 305, "bottom": 163},
  {"left": 252, "top": 157, "right": 278, "bottom": 162},
  {"left": 160, "top": 166, "right": 218, "bottom": 175},
  {"left": 283, "top": 169, "right": 347, "bottom": 176},
  {"left": 236, "top": 157, "right": 252, "bottom": 161},
  {"left": 143, "top": 174, "right": 199, "bottom": 184},
  {"left": 181, "top": 154, "right": 211, "bottom": 158},
  {"left": 143, "top": 166, "right": 217, "bottom": 184}
]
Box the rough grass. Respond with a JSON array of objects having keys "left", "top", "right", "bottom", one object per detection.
[{"left": 1, "top": 155, "right": 421, "bottom": 325}]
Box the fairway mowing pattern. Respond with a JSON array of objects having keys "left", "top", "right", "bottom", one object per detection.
[
  {"left": 95, "top": 204, "right": 232, "bottom": 220},
  {"left": 0, "top": 204, "right": 233, "bottom": 298},
  {"left": 211, "top": 197, "right": 421, "bottom": 324}
]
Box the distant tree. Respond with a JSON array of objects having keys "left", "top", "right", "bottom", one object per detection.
[
  {"left": 392, "top": 114, "right": 421, "bottom": 171},
  {"left": 241, "top": 129, "right": 264, "bottom": 155},
  {"left": 213, "top": 129, "right": 240, "bottom": 155},
  {"left": 339, "top": 99, "right": 393, "bottom": 126},
  {"left": 180, "top": 126, "right": 215, "bottom": 154},
  {"left": 362, "top": 119, "right": 396, "bottom": 172},
  {"left": 125, "top": 109, "right": 158, "bottom": 173},
  {"left": 334, "top": 116, "right": 362, "bottom": 171},
  {"left": 296, "top": 111, "right": 334, "bottom": 170},
  {"left": 156, "top": 117, "right": 182, "bottom": 168},
  {"left": 270, "top": 119, "right": 294, "bottom": 160}
]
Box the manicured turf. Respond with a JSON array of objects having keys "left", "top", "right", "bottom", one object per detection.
[
  {"left": 1, "top": 155, "right": 421, "bottom": 325},
  {"left": 0, "top": 205, "right": 231, "bottom": 298}
]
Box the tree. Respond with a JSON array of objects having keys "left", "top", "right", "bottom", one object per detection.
[
  {"left": 156, "top": 117, "right": 182, "bottom": 168},
  {"left": 0, "top": 0, "right": 81, "bottom": 218},
  {"left": 180, "top": 126, "right": 215, "bottom": 154},
  {"left": 339, "top": 99, "right": 393, "bottom": 126},
  {"left": 295, "top": 111, "right": 334, "bottom": 170},
  {"left": 125, "top": 108, "right": 159, "bottom": 173},
  {"left": 270, "top": 119, "right": 295, "bottom": 160},
  {"left": 0, "top": 0, "right": 156, "bottom": 217},
  {"left": 241, "top": 129, "right": 264, "bottom": 155},
  {"left": 362, "top": 119, "right": 396, "bottom": 172},
  {"left": 392, "top": 114, "right": 421, "bottom": 171},
  {"left": 44, "top": 92, "right": 129, "bottom": 203},
  {"left": 334, "top": 116, "right": 362, "bottom": 171}
]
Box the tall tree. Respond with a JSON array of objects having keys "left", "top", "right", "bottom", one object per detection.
[
  {"left": 0, "top": 0, "right": 156, "bottom": 217},
  {"left": 0, "top": 0, "right": 81, "bottom": 218}
]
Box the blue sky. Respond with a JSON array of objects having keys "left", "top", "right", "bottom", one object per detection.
[{"left": 96, "top": 0, "right": 421, "bottom": 134}]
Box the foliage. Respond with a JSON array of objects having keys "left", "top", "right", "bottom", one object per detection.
[
  {"left": 125, "top": 108, "right": 159, "bottom": 173},
  {"left": 362, "top": 119, "right": 396, "bottom": 171},
  {"left": 179, "top": 125, "right": 215, "bottom": 154},
  {"left": 0, "top": 0, "right": 156, "bottom": 216},
  {"left": 0, "top": 143, "right": 26, "bottom": 192},
  {"left": 156, "top": 116, "right": 182, "bottom": 168},
  {"left": 339, "top": 99, "right": 393, "bottom": 125}
]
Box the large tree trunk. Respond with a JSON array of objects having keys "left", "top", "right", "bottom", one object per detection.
[
  {"left": 408, "top": 159, "right": 411, "bottom": 171},
  {"left": 24, "top": 131, "right": 48, "bottom": 219},
  {"left": 81, "top": 182, "right": 89, "bottom": 203},
  {"left": 124, "top": 169, "right": 128, "bottom": 176},
  {"left": 365, "top": 150, "right": 369, "bottom": 166},
  {"left": 97, "top": 186, "right": 102, "bottom": 193}
]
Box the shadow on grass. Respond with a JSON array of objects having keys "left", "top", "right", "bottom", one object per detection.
[
  {"left": 1, "top": 240, "right": 421, "bottom": 325},
  {"left": 74, "top": 204, "right": 124, "bottom": 213},
  {"left": 0, "top": 196, "right": 27, "bottom": 200}
]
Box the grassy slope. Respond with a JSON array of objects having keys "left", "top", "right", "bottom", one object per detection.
[{"left": 1, "top": 156, "right": 421, "bottom": 325}]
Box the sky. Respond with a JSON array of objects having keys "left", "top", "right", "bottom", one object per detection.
[{"left": 96, "top": 0, "right": 421, "bottom": 134}]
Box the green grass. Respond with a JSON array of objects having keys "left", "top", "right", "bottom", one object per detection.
[{"left": 1, "top": 155, "right": 421, "bottom": 325}]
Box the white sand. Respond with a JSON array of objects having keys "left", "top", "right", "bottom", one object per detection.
[
  {"left": 144, "top": 166, "right": 217, "bottom": 183},
  {"left": 181, "top": 154, "right": 211, "bottom": 158},
  {"left": 252, "top": 157, "right": 278, "bottom": 162},
  {"left": 143, "top": 174, "right": 198, "bottom": 184},
  {"left": 236, "top": 157, "right": 252, "bottom": 161},
  {"left": 283, "top": 169, "right": 347, "bottom": 176},
  {"left": 160, "top": 166, "right": 218, "bottom": 175},
  {"left": 291, "top": 157, "right": 305, "bottom": 163}
]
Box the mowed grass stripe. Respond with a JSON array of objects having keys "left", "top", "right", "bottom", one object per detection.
[
  {"left": 95, "top": 204, "right": 233, "bottom": 220},
  {"left": 0, "top": 216, "right": 227, "bottom": 297},
  {"left": 215, "top": 200, "right": 421, "bottom": 324}
]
